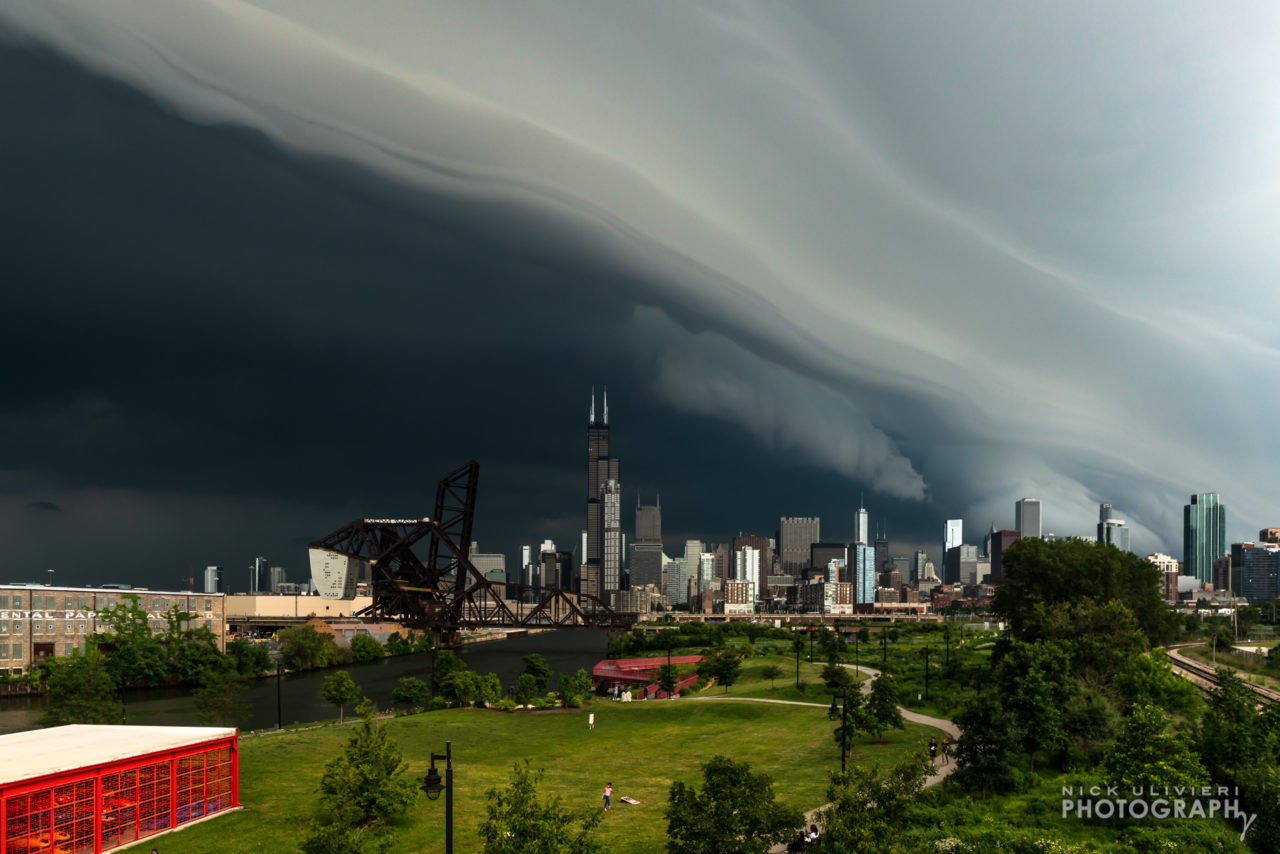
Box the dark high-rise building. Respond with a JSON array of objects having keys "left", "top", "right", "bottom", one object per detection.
[
  {"left": 989, "top": 530, "right": 1021, "bottom": 581},
  {"left": 944, "top": 544, "right": 978, "bottom": 586},
  {"left": 635, "top": 498, "right": 662, "bottom": 545},
  {"left": 874, "top": 536, "right": 890, "bottom": 575},
  {"left": 779, "top": 517, "right": 820, "bottom": 574},
  {"left": 810, "top": 542, "right": 849, "bottom": 577},
  {"left": 585, "top": 390, "right": 622, "bottom": 596},
  {"left": 1238, "top": 544, "right": 1280, "bottom": 603},
  {"left": 631, "top": 494, "right": 664, "bottom": 590},
  {"left": 1184, "top": 493, "right": 1226, "bottom": 586}
]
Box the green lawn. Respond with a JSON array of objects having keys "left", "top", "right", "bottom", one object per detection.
[
  {"left": 688, "top": 653, "right": 868, "bottom": 703},
  {"left": 122, "top": 697, "right": 940, "bottom": 853}
]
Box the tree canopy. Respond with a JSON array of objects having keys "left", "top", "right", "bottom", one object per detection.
[
  {"left": 38, "top": 649, "right": 124, "bottom": 727},
  {"left": 993, "top": 538, "right": 1176, "bottom": 647},
  {"left": 301, "top": 700, "right": 417, "bottom": 854},
  {"left": 665, "top": 756, "right": 802, "bottom": 853},
  {"left": 479, "top": 762, "right": 602, "bottom": 854}
]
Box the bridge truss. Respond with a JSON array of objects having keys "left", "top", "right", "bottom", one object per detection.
[{"left": 308, "top": 461, "right": 635, "bottom": 645}]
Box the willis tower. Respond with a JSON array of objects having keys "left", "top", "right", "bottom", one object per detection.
[{"left": 585, "top": 389, "right": 622, "bottom": 600}]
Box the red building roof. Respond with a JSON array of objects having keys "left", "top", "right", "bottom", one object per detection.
[{"left": 592, "top": 655, "right": 703, "bottom": 685}]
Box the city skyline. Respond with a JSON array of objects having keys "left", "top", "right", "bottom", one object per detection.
[{"left": 3, "top": 6, "right": 1279, "bottom": 587}]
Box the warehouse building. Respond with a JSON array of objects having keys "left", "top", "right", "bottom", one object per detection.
[
  {"left": 0, "top": 585, "right": 226, "bottom": 676},
  {"left": 0, "top": 724, "right": 238, "bottom": 852}
]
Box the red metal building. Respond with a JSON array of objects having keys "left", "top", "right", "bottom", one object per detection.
[{"left": 1, "top": 725, "right": 238, "bottom": 853}]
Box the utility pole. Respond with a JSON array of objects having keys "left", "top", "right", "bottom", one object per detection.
[
  {"left": 881, "top": 628, "right": 887, "bottom": 666},
  {"left": 921, "top": 647, "right": 931, "bottom": 702}
]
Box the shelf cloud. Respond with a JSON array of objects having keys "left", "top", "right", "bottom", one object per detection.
[{"left": 3, "top": 1, "right": 1279, "bottom": 577}]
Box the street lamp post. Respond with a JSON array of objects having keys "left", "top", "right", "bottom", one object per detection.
[
  {"left": 921, "top": 647, "right": 931, "bottom": 702},
  {"left": 422, "top": 741, "right": 454, "bottom": 854},
  {"left": 269, "top": 648, "right": 284, "bottom": 729}
]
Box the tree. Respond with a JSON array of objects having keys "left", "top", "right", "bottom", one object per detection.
[
  {"left": 479, "top": 762, "right": 602, "bottom": 853},
  {"left": 447, "top": 670, "right": 483, "bottom": 707},
  {"left": 863, "top": 674, "right": 905, "bottom": 742},
  {"left": 478, "top": 673, "right": 503, "bottom": 707},
  {"left": 557, "top": 668, "right": 593, "bottom": 705},
  {"left": 227, "top": 638, "right": 272, "bottom": 677},
  {"left": 391, "top": 677, "right": 431, "bottom": 709},
  {"left": 656, "top": 663, "right": 679, "bottom": 696},
  {"left": 761, "top": 664, "right": 784, "bottom": 690},
  {"left": 994, "top": 538, "right": 1176, "bottom": 647},
  {"left": 1200, "top": 669, "right": 1265, "bottom": 782},
  {"left": 349, "top": 634, "right": 385, "bottom": 663},
  {"left": 301, "top": 700, "right": 417, "bottom": 854},
  {"left": 1105, "top": 703, "right": 1207, "bottom": 791},
  {"left": 38, "top": 649, "right": 124, "bottom": 726},
  {"left": 193, "top": 669, "right": 251, "bottom": 727},
  {"left": 814, "top": 753, "right": 931, "bottom": 852},
  {"left": 1113, "top": 648, "right": 1201, "bottom": 716},
  {"left": 699, "top": 651, "right": 742, "bottom": 693},
  {"left": 715, "top": 652, "right": 742, "bottom": 693},
  {"left": 90, "top": 594, "right": 169, "bottom": 688},
  {"left": 513, "top": 673, "right": 539, "bottom": 707},
  {"left": 821, "top": 663, "right": 855, "bottom": 691},
  {"left": 323, "top": 670, "right": 361, "bottom": 723},
  {"left": 953, "top": 692, "right": 1021, "bottom": 800},
  {"left": 431, "top": 649, "right": 466, "bottom": 695},
  {"left": 665, "top": 756, "right": 802, "bottom": 853},
  {"left": 1061, "top": 689, "right": 1116, "bottom": 761},
  {"left": 522, "top": 653, "right": 554, "bottom": 692},
  {"left": 279, "top": 625, "right": 344, "bottom": 671}
]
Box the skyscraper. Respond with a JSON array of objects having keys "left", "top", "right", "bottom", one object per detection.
[
  {"left": 853, "top": 499, "right": 869, "bottom": 546},
  {"left": 585, "top": 389, "right": 622, "bottom": 597},
  {"left": 851, "top": 544, "right": 876, "bottom": 605},
  {"left": 1016, "top": 498, "right": 1042, "bottom": 539},
  {"left": 944, "top": 520, "right": 963, "bottom": 554},
  {"left": 778, "top": 517, "right": 820, "bottom": 574},
  {"left": 1097, "top": 504, "right": 1131, "bottom": 552},
  {"left": 203, "top": 566, "right": 221, "bottom": 594},
  {"left": 732, "top": 534, "right": 772, "bottom": 595},
  {"left": 251, "top": 556, "right": 269, "bottom": 594},
  {"left": 631, "top": 495, "right": 664, "bottom": 590},
  {"left": 1184, "top": 492, "right": 1226, "bottom": 585},
  {"left": 989, "top": 530, "right": 1020, "bottom": 581}
]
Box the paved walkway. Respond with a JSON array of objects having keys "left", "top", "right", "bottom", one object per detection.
[{"left": 687, "top": 662, "right": 961, "bottom": 853}]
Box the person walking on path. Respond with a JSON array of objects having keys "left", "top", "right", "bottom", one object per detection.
[
  {"left": 588, "top": 712, "right": 595, "bottom": 730},
  {"left": 941, "top": 737, "right": 950, "bottom": 765},
  {"left": 602, "top": 782, "right": 612, "bottom": 810},
  {"left": 928, "top": 737, "right": 938, "bottom": 762}
]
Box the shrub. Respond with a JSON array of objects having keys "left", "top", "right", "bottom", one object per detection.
[{"left": 493, "top": 698, "right": 518, "bottom": 712}]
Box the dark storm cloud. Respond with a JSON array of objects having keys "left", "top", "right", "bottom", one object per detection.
[
  {"left": 25, "top": 501, "right": 61, "bottom": 512},
  {"left": 2, "top": 1, "right": 1279, "bottom": 584}
]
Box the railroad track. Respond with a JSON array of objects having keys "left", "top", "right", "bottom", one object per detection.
[{"left": 1166, "top": 643, "right": 1280, "bottom": 704}]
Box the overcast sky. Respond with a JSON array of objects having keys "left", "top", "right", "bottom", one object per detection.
[{"left": 3, "top": 2, "right": 1278, "bottom": 589}]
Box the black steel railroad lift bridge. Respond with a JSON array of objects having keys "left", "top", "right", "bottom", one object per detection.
[{"left": 308, "top": 461, "right": 636, "bottom": 648}]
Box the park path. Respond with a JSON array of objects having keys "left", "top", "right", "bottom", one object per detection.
[{"left": 688, "top": 662, "right": 960, "bottom": 853}]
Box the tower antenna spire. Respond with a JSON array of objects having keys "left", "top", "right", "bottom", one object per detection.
[
  {"left": 604, "top": 386, "right": 609, "bottom": 424},
  {"left": 590, "top": 386, "right": 596, "bottom": 423}
]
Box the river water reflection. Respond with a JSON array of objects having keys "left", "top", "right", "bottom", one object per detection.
[{"left": 0, "top": 629, "right": 611, "bottom": 735}]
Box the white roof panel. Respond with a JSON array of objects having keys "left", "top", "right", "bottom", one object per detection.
[{"left": 0, "top": 725, "right": 236, "bottom": 787}]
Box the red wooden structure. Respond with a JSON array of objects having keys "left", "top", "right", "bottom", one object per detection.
[{"left": 1, "top": 725, "right": 238, "bottom": 854}]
